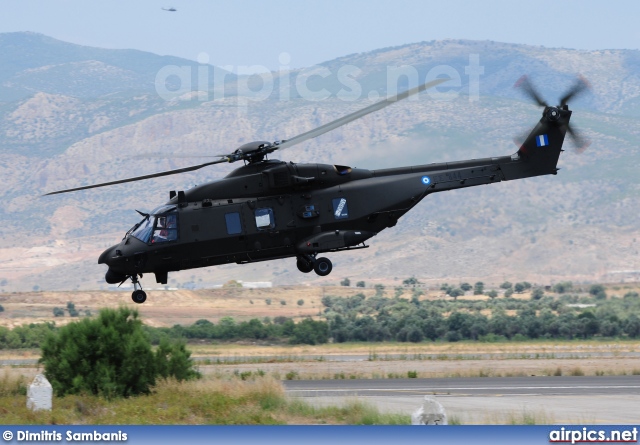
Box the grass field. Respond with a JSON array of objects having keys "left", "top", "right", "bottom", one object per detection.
[
  {"left": 2, "top": 286, "right": 640, "bottom": 424},
  {"left": 0, "top": 369, "right": 408, "bottom": 425}
]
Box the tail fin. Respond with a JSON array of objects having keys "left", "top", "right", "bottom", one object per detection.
[{"left": 500, "top": 106, "right": 571, "bottom": 180}]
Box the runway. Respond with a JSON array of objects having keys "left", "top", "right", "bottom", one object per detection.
[{"left": 284, "top": 376, "right": 640, "bottom": 424}]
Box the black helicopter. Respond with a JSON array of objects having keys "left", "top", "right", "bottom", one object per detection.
[{"left": 47, "top": 76, "right": 589, "bottom": 303}]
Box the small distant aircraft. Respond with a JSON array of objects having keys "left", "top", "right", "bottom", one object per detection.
[{"left": 162, "top": 7, "right": 177, "bottom": 12}]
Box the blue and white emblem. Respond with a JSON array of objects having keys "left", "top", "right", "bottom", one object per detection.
[
  {"left": 536, "top": 134, "right": 549, "bottom": 147},
  {"left": 421, "top": 176, "right": 431, "bottom": 185}
]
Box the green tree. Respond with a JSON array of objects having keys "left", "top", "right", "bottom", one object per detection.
[
  {"left": 531, "top": 288, "right": 544, "bottom": 300},
  {"left": 297, "top": 299, "right": 304, "bottom": 306},
  {"left": 504, "top": 288, "right": 514, "bottom": 298},
  {"left": 552, "top": 282, "right": 573, "bottom": 294},
  {"left": 340, "top": 278, "right": 351, "bottom": 287},
  {"left": 448, "top": 288, "right": 463, "bottom": 300},
  {"left": 0, "top": 304, "right": 4, "bottom": 313},
  {"left": 402, "top": 277, "right": 419, "bottom": 287},
  {"left": 486, "top": 290, "right": 498, "bottom": 299},
  {"left": 589, "top": 284, "right": 607, "bottom": 300},
  {"left": 473, "top": 282, "right": 484, "bottom": 295},
  {"left": 514, "top": 283, "right": 525, "bottom": 293},
  {"left": 374, "top": 284, "right": 385, "bottom": 297},
  {"left": 500, "top": 281, "right": 513, "bottom": 290},
  {"left": 460, "top": 283, "right": 472, "bottom": 292},
  {"left": 40, "top": 307, "right": 198, "bottom": 398},
  {"left": 356, "top": 281, "right": 366, "bottom": 288},
  {"left": 53, "top": 307, "right": 65, "bottom": 317}
]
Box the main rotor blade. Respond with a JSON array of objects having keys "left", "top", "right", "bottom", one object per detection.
[
  {"left": 44, "top": 158, "right": 229, "bottom": 195},
  {"left": 276, "top": 77, "right": 450, "bottom": 151}
]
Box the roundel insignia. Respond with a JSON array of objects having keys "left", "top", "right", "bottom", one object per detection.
[{"left": 421, "top": 176, "right": 431, "bottom": 185}]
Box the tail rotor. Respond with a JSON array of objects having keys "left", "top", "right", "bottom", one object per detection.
[{"left": 514, "top": 75, "right": 591, "bottom": 153}]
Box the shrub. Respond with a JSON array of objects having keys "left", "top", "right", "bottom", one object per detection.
[
  {"left": 297, "top": 299, "right": 304, "bottom": 306},
  {"left": 289, "top": 318, "right": 329, "bottom": 345},
  {"left": 52, "top": 307, "right": 65, "bottom": 317},
  {"left": 356, "top": 281, "right": 366, "bottom": 288},
  {"left": 40, "top": 307, "right": 199, "bottom": 398},
  {"left": 66, "top": 302, "right": 79, "bottom": 317}
]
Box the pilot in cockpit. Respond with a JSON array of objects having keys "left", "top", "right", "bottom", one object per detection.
[{"left": 152, "top": 215, "right": 177, "bottom": 243}]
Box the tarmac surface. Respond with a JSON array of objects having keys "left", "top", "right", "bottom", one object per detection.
[{"left": 284, "top": 376, "right": 640, "bottom": 424}]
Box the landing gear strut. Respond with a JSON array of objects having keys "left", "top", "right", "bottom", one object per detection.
[
  {"left": 296, "top": 255, "right": 314, "bottom": 273},
  {"left": 296, "top": 255, "right": 333, "bottom": 276},
  {"left": 130, "top": 274, "right": 147, "bottom": 304}
]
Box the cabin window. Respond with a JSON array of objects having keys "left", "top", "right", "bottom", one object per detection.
[
  {"left": 255, "top": 208, "right": 275, "bottom": 230},
  {"left": 332, "top": 197, "right": 349, "bottom": 219},
  {"left": 152, "top": 213, "right": 178, "bottom": 243},
  {"left": 225, "top": 212, "right": 242, "bottom": 235}
]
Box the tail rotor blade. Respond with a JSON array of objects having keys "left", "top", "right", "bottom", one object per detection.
[
  {"left": 514, "top": 75, "right": 548, "bottom": 108},
  {"left": 566, "top": 123, "right": 590, "bottom": 154},
  {"left": 560, "top": 75, "right": 591, "bottom": 107}
]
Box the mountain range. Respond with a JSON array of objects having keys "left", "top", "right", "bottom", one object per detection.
[{"left": 1, "top": 32, "right": 640, "bottom": 292}]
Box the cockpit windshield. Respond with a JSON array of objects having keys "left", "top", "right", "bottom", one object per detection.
[
  {"left": 130, "top": 206, "right": 178, "bottom": 244},
  {"left": 131, "top": 216, "right": 153, "bottom": 243}
]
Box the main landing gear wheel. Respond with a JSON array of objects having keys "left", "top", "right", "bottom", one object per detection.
[
  {"left": 314, "top": 257, "right": 332, "bottom": 276},
  {"left": 296, "top": 257, "right": 314, "bottom": 273},
  {"left": 132, "top": 289, "right": 147, "bottom": 304}
]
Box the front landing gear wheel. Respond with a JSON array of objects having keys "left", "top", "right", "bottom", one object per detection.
[
  {"left": 296, "top": 257, "right": 314, "bottom": 273},
  {"left": 314, "top": 257, "right": 332, "bottom": 276},
  {"left": 132, "top": 289, "right": 147, "bottom": 304}
]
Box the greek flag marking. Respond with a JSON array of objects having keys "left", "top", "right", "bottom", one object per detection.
[{"left": 536, "top": 134, "right": 549, "bottom": 147}]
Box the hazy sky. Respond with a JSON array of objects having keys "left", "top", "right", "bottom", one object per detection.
[{"left": 1, "top": 0, "right": 639, "bottom": 71}]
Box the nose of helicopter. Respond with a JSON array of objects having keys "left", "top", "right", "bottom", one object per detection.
[
  {"left": 99, "top": 245, "right": 128, "bottom": 284},
  {"left": 98, "top": 245, "right": 116, "bottom": 265}
]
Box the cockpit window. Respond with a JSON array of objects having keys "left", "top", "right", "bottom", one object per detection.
[
  {"left": 152, "top": 213, "right": 178, "bottom": 243},
  {"left": 130, "top": 209, "right": 179, "bottom": 244},
  {"left": 131, "top": 216, "right": 153, "bottom": 243}
]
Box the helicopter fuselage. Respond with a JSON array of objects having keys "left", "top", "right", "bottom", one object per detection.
[{"left": 100, "top": 108, "right": 568, "bottom": 289}]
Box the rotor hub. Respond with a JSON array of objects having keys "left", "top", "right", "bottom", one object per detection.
[{"left": 545, "top": 106, "right": 561, "bottom": 121}]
